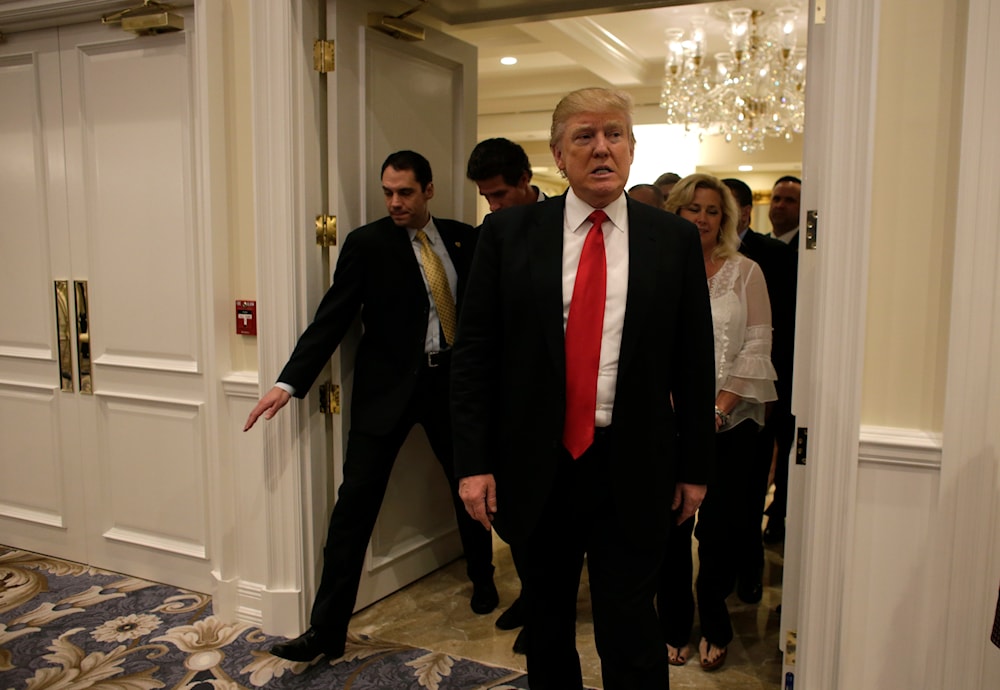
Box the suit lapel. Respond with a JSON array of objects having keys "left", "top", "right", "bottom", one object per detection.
[
  {"left": 527, "top": 197, "right": 569, "bottom": 376},
  {"left": 436, "top": 218, "right": 463, "bottom": 264},
  {"left": 383, "top": 217, "right": 428, "bottom": 301},
  {"left": 617, "top": 200, "right": 658, "bottom": 383}
]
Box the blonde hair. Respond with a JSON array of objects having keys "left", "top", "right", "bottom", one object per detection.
[
  {"left": 665, "top": 173, "right": 741, "bottom": 261},
  {"left": 549, "top": 87, "right": 637, "bottom": 148}
]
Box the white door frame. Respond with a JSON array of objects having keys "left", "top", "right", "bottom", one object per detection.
[
  {"left": 933, "top": 0, "right": 1000, "bottom": 687},
  {"left": 245, "top": 0, "right": 325, "bottom": 636},
  {"left": 789, "top": 0, "right": 879, "bottom": 685}
]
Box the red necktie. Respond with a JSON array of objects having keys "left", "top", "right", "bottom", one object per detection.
[{"left": 563, "top": 209, "right": 608, "bottom": 459}]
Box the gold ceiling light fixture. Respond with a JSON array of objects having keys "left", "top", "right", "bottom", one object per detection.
[
  {"left": 368, "top": 0, "right": 428, "bottom": 42},
  {"left": 101, "top": 1, "right": 184, "bottom": 36},
  {"left": 659, "top": 6, "right": 807, "bottom": 153}
]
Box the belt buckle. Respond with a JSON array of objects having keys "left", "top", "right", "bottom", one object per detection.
[{"left": 427, "top": 351, "right": 440, "bottom": 368}]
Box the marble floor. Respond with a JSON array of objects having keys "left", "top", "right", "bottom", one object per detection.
[{"left": 351, "top": 531, "right": 785, "bottom": 689}]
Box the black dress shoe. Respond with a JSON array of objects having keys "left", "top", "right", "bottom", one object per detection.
[
  {"left": 495, "top": 597, "right": 525, "bottom": 630},
  {"left": 512, "top": 626, "right": 528, "bottom": 655},
  {"left": 269, "top": 628, "right": 344, "bottom": 662},
  {"left": 737, "top": 577, "right": 764, "bottom": 604},
  {"left": 470, "top": 579, "right": 499, "bottom": 614}
]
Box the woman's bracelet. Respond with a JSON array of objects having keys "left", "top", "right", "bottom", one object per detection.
[{"left": 714, "top": 406, "right": 730, "bottom": 427}]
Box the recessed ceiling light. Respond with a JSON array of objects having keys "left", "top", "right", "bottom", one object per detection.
[
  {"left": 500, "top": 56, "right": 518, "bottom": 66},
  {"left": 738, "top": 165, "right": 753, "bottom": 172}
]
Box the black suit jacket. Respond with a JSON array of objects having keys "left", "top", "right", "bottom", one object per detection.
[
  {"left": 740, "top": 228, "right": 797, "bottom": 407},
  {"left": 451, "top": 196, "right": 716, "bottom": 546},
  {"left": 279, "top": 215, "right": 477, "bottom": 435}
]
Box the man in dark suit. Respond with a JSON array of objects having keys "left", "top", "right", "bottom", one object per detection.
[
  {"left": 763, "top": 175, "right": 802, "bottom": 544},
  {"left": 768, "top": 175, "right": 802, "bottom": 247},
  {"left": 466, "top": 136, "right": 546, "bottom": 212},
  {"left": 244, "top": 150, "right": 496, "bottom": 662},
  {"left": 723, "top": 177, "right": 796, "bottom": 602},
  {"left": 465, "top": 136, "right": 548, "bottom": 654},
  {"left": 451, "top": 88, "right": 717, "bottom": 689}
]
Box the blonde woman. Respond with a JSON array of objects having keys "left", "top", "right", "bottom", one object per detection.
[{"left": 657, "top": 173, "right": 778, "bottom": 671}]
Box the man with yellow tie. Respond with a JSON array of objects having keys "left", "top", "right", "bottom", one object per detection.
[{"left": 244, "top": 150, "right": 495, "bottom": 662}]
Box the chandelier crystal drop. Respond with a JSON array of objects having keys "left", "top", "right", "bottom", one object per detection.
[{"left": 659, "top": 7, "right": 807, "bottom": 153}]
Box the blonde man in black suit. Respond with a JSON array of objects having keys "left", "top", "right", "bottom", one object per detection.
[{"left": 452, "top": 88, "right": 716, "bottom": 690}]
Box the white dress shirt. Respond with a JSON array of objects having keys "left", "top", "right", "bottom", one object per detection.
[
  {"left": 562, "top": 189, "right": 629, "bottom": 428},
  {"left": 770, "top": 226, "right": 799, "bottom": 245}
]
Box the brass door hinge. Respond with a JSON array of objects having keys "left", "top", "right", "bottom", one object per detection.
[
  {"left": 315, "top": 214, "right": 337, "bottom": 247},
  {"left": 796, "top": 427, "right": 808, "bottom": 465},
  {"left": 313, "top": 39, "right": 335, "bottom": 73},
  {"left": 319, "top": 382, "right": 341, "bottom": 415},
  {"left": 805, "top": 209, "right": 818, "bottom": 250}
]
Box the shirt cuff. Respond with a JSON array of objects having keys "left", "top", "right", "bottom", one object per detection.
[{"left": 275, "top": 381, "right": 296, "bottom": 396}]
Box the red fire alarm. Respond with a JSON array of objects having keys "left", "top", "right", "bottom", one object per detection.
[{"left": 236, "top": 300, "right": 257, "bottom": 336}]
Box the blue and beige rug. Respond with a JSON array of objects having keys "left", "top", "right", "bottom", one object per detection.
[{"left": 0, "top": 546, "right": 531, "bottom": 689}]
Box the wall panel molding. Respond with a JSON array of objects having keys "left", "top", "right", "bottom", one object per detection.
[
  {"left": 0, "top": 504, "right": 63, "bottom": 528},
  {"left": 222, "top": 371, "right": 260, "bottom": 398},
  {"left": 858, "top": 426, "right": 943, "bottom": 470},
  {"left": 103, "top": 527, "right": 207, "bottom": 559}
]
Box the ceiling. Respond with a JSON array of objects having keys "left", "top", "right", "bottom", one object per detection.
[
  {"left": 0, "top": 0, "right": 807, "bottom": 174},
  {"left": 412, "top": 0, "right": 809, "bottom": 172}
]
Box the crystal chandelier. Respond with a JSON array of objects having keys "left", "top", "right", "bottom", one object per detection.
[{"left": 659, "top": 7, "right": 807, "bottom": 153}]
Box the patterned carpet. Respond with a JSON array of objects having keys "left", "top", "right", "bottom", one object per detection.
[{"left": 0, "top": 546, "right": 531, "bottom": 689}]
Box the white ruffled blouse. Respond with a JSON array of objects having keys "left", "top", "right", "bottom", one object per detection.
[{"left": 708, "top": 254, "right": 778, "bottom": 430}]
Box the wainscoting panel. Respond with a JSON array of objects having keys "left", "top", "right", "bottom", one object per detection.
[{"left": 840, "top": 427, "right": 942, "bottom": 689}]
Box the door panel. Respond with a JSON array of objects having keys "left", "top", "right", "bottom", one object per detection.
[
  {"left": 97, "top": 396, "right": 205, "bottom": 555},
  {"left": 0, "top": 29, "right": 85, "bottom": 562},
  {"left": 0, "top": 15, "right": 211, "bottom": 593},
  {"left": 364, "top": 37, "right": 464, "bottom": 222},
  {"left": 59, "top": 17, "right": 210, "bottom": 591},
  {"left": 326, "top": 0, "right": 478, "bottom": 610},
  {"left": 61, "top": 30, "right": 201, "bottom": 372}
]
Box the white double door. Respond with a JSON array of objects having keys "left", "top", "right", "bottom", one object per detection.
[{"left": 0, "top": 13, "right": 212, "bottom": 592}]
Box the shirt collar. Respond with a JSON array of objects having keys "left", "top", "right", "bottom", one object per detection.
[
  {"left": 565, "top": 188, "right": 627, "bottom": 233},
  {"left": 407, "top": 217, "right": 438, "bottom": 243}
]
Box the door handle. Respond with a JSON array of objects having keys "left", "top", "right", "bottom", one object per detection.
[
  {"left": 74, "top": 280, "right": 93, "bottom": 394},
  {"left": 54, "top": 280, "right": 74, "bottom": 392}
]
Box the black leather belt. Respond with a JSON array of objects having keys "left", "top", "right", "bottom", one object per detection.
[{"left": 426, "top": 350, "right": 451, "bottom": 368}]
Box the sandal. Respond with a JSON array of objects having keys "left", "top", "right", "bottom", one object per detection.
[
  {"left": 698, "top": 637, "right": 727, "bottom": 672},
  {"left": 666, "top": 643, "right": 690, "bottom": 666}
]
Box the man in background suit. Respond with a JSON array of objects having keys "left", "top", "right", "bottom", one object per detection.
[
  {"left": 451, "top": 88, "right": 717, "bottom": 689},
  {"left": 244, "top": 150, "right": 496, "bottom": 662},
  {"left": 628, "top": 182, "right": 665, "bottom": 208},
  {"left": 769, "top": 175, "right": 802, "bottom": 247},
  {"left": 763, "top": 175, "right": 802, "bottom": 543},
  {"left": 723, "top": 177, "right": 796, "bottom": 602},
  {"left": 655, "top": 171, "right": 682, "bottom": 198},
  {"left": 466, "top": 136, "right": 546, "bottom": 212},
  {"left": 465, "top": 136, "right": 548, "bottom": 654}
]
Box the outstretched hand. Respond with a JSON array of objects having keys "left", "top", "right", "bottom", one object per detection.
[{"left": 243, "top": 386, "right": 291, "bottom": 431}]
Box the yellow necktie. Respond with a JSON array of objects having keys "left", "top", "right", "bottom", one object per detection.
[{"left": 415, "top": 229, "right": 457, "bottom": 347}]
